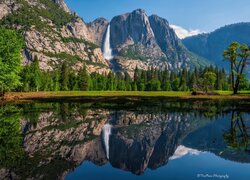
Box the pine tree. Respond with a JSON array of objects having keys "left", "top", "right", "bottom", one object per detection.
[
  {"left": 30, "top": 56, "right": 42, "bottom": 92},
  {"left": 60, "top": 61, "right": 69, "bottom": 91},
  {"left": 0, "top": 28, "right": 23, "bottom": 95},
  {"left": 53, "top": 70, "right": 60, "bottom": 91},
  {"left": 78, "top": 65, "right": 89, "bottom": 91}
]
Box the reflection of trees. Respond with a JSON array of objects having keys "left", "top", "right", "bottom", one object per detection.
[
  {"left": 57, "top": 103, "right": 88, "bottom": 122},
  {"left": 0, "top": 105, "right": 24, "bottom": 168},
  {"left": 223, "top": 111, "right": 250, "bottom": 151},
  {"left": 22, "top": 103, "right": 41, "bottom": 127}
]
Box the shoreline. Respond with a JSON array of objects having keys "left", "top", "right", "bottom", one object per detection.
[{"left": 1, "top": 91, "right": 250, "bottom": 104}]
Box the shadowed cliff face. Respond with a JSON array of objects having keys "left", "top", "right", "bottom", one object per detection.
[
  {"left": 108, "top": 112, "right": 207, "bottom": 175},
  {"left": 0, "top": 101, "right": 250, "bottom": 179},
  {"left": 107, "top": 9, "right": 209, "bottom": 75},
  {"left": 110, "top": 9, "right": 156, "bottom": 49}
]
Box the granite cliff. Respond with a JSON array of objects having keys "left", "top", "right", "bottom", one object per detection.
[
  {"left": 0, "top": 0, "right": 209, "bottom": 77},
  {"left": 0, "top": 0, "right": 110, "bottom": 74},
  {"left": 108, "top": 9, "right": 209, "bottom": 74}
]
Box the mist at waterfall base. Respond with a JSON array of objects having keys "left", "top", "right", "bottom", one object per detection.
[{"left": 103, "top": 24, "right": 113, "bottom": 61}]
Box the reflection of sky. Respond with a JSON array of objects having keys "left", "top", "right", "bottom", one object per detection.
[
  {"left": 170, "top": 145, "right": 201, "bottom": 160},
  {"left": 67, "top": 152, "right": 250, "bottom": 180}
]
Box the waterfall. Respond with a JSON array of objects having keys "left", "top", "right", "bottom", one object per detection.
[
  {"left": 102, "top": 124, "right": 112, "bottom": 159},
  {"left": 103, "top": 24, "right": 113, "bottom": 60}
]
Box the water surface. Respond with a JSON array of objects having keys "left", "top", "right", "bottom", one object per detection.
[{"left": 0, "top": 98, "right": 250, "bottom": 180}]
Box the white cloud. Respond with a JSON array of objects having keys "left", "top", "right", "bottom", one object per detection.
[
  {"left": 170, "top": 24, "right": 204, "bottom": 39},
  {"left": 169, "top": 145, "right": 201, "bottom": 160}
]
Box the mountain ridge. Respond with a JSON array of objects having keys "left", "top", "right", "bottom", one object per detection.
[
  {"left": 0, "top": 1, "right": 217, "bottom": 76},
  {"left": 183, "top": 22, "right": 250, "bottom": 68}
]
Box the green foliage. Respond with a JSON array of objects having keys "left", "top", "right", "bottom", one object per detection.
[
  {"left": 0, "top": 105, "right": 24, "bottom": 168},
  {"left": 203, "top": 72, "right": 217, "bottom": 92},
  {"left": 223, "top": 111, "right": 250, "bottom": 151},
  {"left": 61, "top": 37, "right": 99, "bottom": 49},
  {"left": 120, "top": 46, "right": 147, "bottom": 61},
  {"left": 19, "top": 59, "right": 247, "bottom": 92},
  {"left": 21, "top": 56, "right": 43, "bottom": 92},
  {"left": 78, "top": 66, "right": 89, "bottom": 91},
  {"left": 0, "top": 27, "right": 23, "bottom": 93},
  {"left": 45, "top": 52, "right": 83, "bottom": 65},
  {"left": 30, "top": 56, "right": 42, "bottom": 91},
  {"left": 0, "top": 0, "right": 75, "bottom": 30},
  {"left": 223, "top": 42, "right": 250, "bottom": 94},
  {"left": 60, "top": 61, "right": 69, "bottom": 91}
]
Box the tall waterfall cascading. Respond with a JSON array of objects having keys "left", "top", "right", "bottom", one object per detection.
[
  {"left": 102, "top": 124, "right": 112, "bottom": 159},
  {"left": 103, "top": 24, "right": 113, "bottom": 60}
]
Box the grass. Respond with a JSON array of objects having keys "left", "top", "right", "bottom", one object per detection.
[{"left": 3, "top": 91, "right": 250, "bottom": 103}]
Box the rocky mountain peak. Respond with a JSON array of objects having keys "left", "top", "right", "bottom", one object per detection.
[
  {"left": 53, "top": 0, "right": 71, "bottom": 13},
  {"left": 106, "top": 9, "right": 208, "bottom": 74},
  {"left": 88, "top": 18, "right": 109, "bottom": 46},
  {"left": 110, "top": 9, "right": 156, "bottom": 49},
  {"left": 149, "top": 14, "right": 170, "bottom": 26},
  {"left": 149, "top": 14, "right": 181, "bottom": 55}
]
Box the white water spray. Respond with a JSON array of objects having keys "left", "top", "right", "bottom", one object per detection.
[
  {"left": 103, "top": 24, "right": 113, "bottom": 60},
  {"left": 102, "top": 124, "right": 112, "bottom": 159}
]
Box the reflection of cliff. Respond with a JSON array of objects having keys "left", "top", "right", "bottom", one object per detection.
[
  {"left": 0, "top": 104, "right": 110, "bottom": 180},
  {"left": 183, "top": 112, "right": 250, "bottom": 163},
  {"left": 108, "top": 112, "right": 208, "bottom": 175},
  {"left": 0, "top": 104, "right": 217, "bottom": 179}
]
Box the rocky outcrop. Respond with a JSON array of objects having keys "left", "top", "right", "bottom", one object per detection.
[
  {"left": 53, "top": 0, "right": 71, "bottom": 13},
  {"left": 110, "top": 9, "right": 164, "bottom": 59},
  {"left": 0, "top": 0, "right": 111, "bottom": 74},
  {"left": 88, "top": 18, "right": 109, "bottom": 46},
  {"left": 149, "top": 15, "right": 188, "bottom": 62},
  {"left": 23, "top": 23, "right": 110, "bottom": 73},
  {"left": 0, "top": 0, "right": 19, "bottom": 19},
  {"left": 62, "top": 17, "right": 93, "bottom": 42},
  {"left": 107, "top": 9, "right": 209, "bottom": 73}
]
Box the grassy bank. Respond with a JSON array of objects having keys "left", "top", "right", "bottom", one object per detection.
[{"left": 2, "top": 91, "right": 250, "bottom": 103}]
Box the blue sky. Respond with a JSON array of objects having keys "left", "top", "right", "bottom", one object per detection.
[{"left": 65, "top": 0, "right": 250, "bottom": 33}]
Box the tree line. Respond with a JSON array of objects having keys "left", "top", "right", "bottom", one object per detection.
[
  {"left": 18, "top": 58, "right": 250, "bottom": 92},
  {"left": 0, "top": 27, "right": 250, "bottom": 95}
]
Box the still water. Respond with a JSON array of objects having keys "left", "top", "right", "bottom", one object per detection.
[{"left": 0, "top": 98, "right": 250, "bottom": 180}]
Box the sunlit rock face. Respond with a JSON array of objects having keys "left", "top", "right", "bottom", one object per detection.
[
  {"left": 0, "top": 0, "right": 18, "bottom": 19},
  {"left": 88, "top": 18, "right": 109, "bottom": 47},
  {"left": 0, "top": 0, "right": 111, "bottom": 74}
]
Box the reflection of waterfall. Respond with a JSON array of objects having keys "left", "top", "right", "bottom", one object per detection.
[
  {"left": 102, "top": 124, "right": 112, "bottom": 159},
  {"left": 103, "top": 24, "right": 113, "bottom": 60},
  {"left": 169, "top": 145, "right": 200, "bottom": 160}
]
